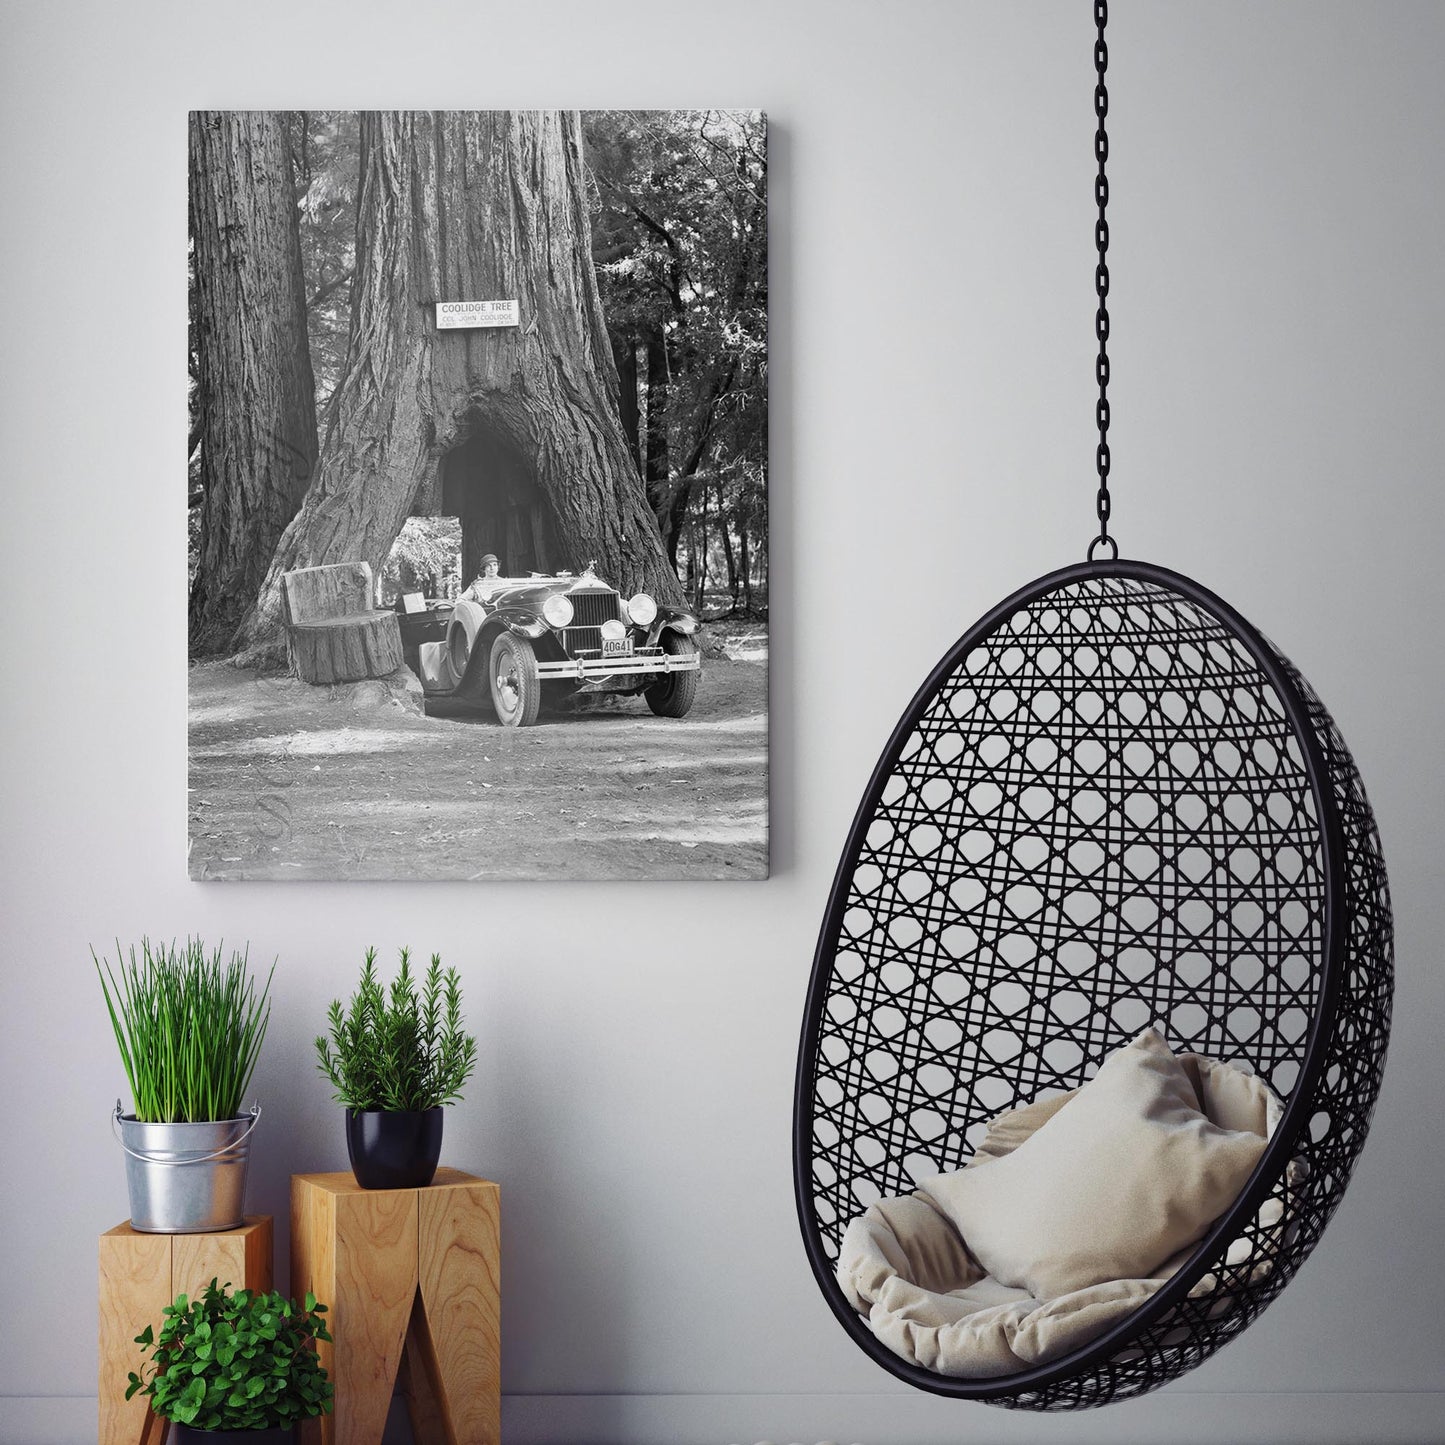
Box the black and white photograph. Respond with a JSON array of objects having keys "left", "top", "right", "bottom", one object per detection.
[{"left": 187, "top": 110, "right": 768, "bottom": 881}]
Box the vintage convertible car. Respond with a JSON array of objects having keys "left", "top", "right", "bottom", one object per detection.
[{"left": 397, "top": 568, "right": 701, "bottom": 727}]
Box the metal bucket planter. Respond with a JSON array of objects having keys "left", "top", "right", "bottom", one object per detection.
[{"left": 113, "top": 1102, "right": 260, "bottom": 1233}]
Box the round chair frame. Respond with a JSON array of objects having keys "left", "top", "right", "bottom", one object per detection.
[{"left": 794, "top": 559, "right": 1393, "bottom": 1409}]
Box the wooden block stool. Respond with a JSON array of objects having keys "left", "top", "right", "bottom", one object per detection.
[
  {"left": 291, "top": 1169, "right": 500, "bottom": 1445},
  {"left": 99, "top": 1216, "right": 273, "bottom": 1445}
]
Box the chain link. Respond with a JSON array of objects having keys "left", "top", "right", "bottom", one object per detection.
[{"left": 1088, "top": 0, "right": 1117, "bottom": 562}]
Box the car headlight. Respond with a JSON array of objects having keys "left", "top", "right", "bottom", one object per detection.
[
  {"left": 626, "top": 592, "right": 658, "bottom": 628},
  {"left": 542, "top": 594, "right": 574, "bottom": 629},
  {"left": 600, "top": 618, "right": 627, "bottom": 642}
]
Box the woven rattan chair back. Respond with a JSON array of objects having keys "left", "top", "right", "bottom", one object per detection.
[{"left": 794, "top": 560, "right": 1392, "bottom": 1408}]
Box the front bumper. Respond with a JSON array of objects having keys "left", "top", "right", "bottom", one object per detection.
[{"left": 535, "top": 649, "right": 701, "bottom": 681}]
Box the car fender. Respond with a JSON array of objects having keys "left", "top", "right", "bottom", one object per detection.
[
  {"left": 647, "top": 606, "right": 700, "bottom": 647},
  {"left": 444, "top": 600, "right": 489, "bottom": 683},
  {"left": 448, "top": 603, "right": 548, "bottom": 696},
  {"left": 488, "top": 607, "right": 549, "bottom": 641},
  {"left": 416, "top": 640, "right": 459, "bottom": 694}
]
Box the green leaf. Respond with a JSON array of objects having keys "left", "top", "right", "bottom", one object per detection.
[
  {"left": 320, "top": 947, "right": 475, "bottom": 1110},
  {"left": 94, "top": 939, "right": 273, "bottom": 1122},
  {"left": 125, "top": 1280, "right": 335, "bottom": 1427}
]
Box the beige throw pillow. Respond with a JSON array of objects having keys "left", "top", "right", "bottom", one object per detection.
[{"left": 922, "top": 1028, "right": 1267, "bottom": 1299}]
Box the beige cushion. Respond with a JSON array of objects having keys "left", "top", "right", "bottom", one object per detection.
[
  {"left": 921, "top": 1029, "right": 1268, "bottom": 1299},
  {"left": 836, "top": 1040, "right": 1290, "bottom": 1378}
]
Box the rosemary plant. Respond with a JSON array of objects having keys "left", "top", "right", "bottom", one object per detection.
[
  {"left": 96, "top": 939, "right": 273, "bottom": 1123},
  {"left": 315, "top": 948, "right": 477, "bottom": 1112}
]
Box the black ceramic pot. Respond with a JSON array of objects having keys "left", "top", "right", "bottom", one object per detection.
[
  {"left": 171, "top": 1426, "right": 294, "bottom": 1445},
  {"left": 346, "top": 1107, "right": 444, "bottom": 1189}
]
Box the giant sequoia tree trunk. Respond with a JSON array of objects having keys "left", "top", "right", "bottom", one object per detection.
[
  {"left": 189, "top": 111, "right": 318, "bottom": 655},
  {"left": 236, "top": 110, "right": 682, "bottom": 653}
]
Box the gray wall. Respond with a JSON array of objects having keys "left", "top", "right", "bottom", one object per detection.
[{"left": 2, "top": 2, "right": 1441, "bottom": 1442}]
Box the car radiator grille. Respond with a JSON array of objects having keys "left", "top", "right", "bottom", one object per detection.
[{"left": 561, "top": 589, "right": 622, "bottom": 657}]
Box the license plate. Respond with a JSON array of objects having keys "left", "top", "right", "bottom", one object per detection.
[{"left": 602, "top": 637, "right": 634, "bottom": 658}]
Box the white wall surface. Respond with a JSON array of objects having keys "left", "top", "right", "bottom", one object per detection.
[{"left": 2, "top": 2, "right": 1442, "bottom": 1442}]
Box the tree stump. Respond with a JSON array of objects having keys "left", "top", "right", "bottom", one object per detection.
[
  {"left": 282, "top": 562, "right": 404, "bottom": 684},
  {"left": 288, "top": 612, "right": 404, "bottom": 684}
]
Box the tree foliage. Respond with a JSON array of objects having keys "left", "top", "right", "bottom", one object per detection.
[
  {"left": 380, "top": 516, "right": 461, "bottom": 602},
  {"left": 290, "top": 110, "right": 361, "bottom": 416},
  {"left": 584, "top": 110, "right": 768, "bottom": 616}
]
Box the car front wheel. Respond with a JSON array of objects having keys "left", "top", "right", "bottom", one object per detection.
[
  {"left": 489, "top": 633, "right": 541, "bottom": 727},
  {"left": 645, "top": 632, "right": 700, "bottom": 718}
]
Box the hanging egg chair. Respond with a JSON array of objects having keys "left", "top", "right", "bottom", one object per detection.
[
  {"left": 793, "top": 6, "right": 1393, "bottom": 1413},
  {"left": 793, "top": 559, "right": 1392, "bottom": 1408}
]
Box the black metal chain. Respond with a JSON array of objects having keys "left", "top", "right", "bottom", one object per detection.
[{"left": 1088, "top": 0, "right": 1117, "bottom": 562}]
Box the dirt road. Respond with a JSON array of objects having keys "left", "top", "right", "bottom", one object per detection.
[{"left": 188, "top": 656, "right": 768, "bottom": 880}]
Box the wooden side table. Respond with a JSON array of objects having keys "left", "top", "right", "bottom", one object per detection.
[
  {"left": 291, "top": 1169, "right": 500, "bottom": 1445},
  {"left": 99, "top": 1216, "right": 273, "bottom": 1445}
]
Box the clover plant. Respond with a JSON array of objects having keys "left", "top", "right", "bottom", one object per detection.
[{"left": 126, "top": 1278, "right": 332, "bottom": 1430}]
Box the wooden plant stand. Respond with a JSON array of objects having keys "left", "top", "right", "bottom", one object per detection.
[
  {"left": 99, "top": 1215, "right": 273, "bottom": 1445},
  {"left": 291, "top": 1169, "right": 500, "bottom": 1445}
]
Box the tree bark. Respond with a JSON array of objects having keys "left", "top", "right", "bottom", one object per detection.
[
  {"left": 644, "top": 333, "right": 672, "bottom": 524},
  {"left": 717, "top": 477, "right": 738, "bottom": 607},
  {"left": 189, "top": 111, "right": 318, "bottom": 655},
  {"left": 659, "top": 356, "right": 737, "bottom": 568},
  {"left": 612, "top": 336, "right": 641, "bottom": 473},
  {"left": 236, "top": 111, "right": 681, "bottom": 654},
  {"left": 693, "top": 488, "right": 709, "bottom": 612}
]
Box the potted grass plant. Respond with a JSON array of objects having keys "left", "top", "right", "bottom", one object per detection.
[
  {"left": 314, "top": 948, "right": 477, "bottom": 1189},
  {"left": 126, "top": 1278, "right": 332, "bottom": 1443},
  {"left": 97, "top": 939, "right": 273, "bottom": 1233}
]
